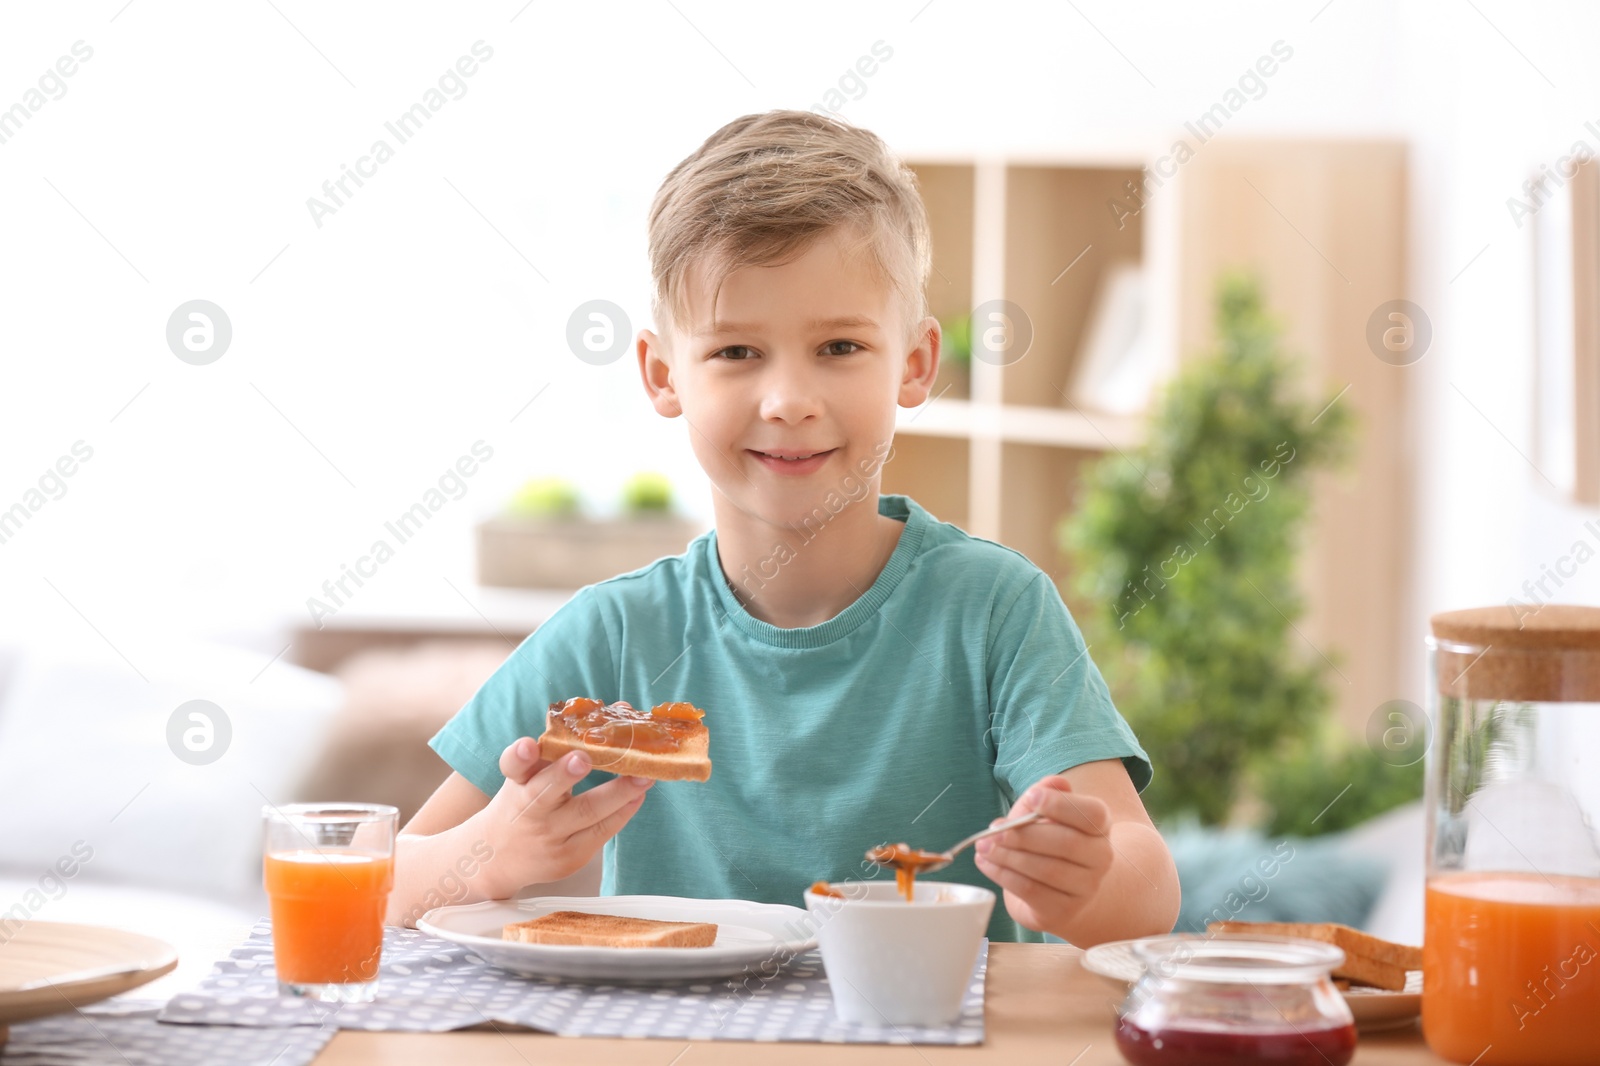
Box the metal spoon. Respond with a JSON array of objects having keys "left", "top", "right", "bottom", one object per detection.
[{"left": 864, "top": 808, "right": 1044, "bottom": 875}]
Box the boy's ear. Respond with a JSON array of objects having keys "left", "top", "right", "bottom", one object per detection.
[
  {"left": 897, "top": 315, "right": 942, "bottom": 408},
  {"left": 637, "top": 329, "right": 682, "bottom": 418}
]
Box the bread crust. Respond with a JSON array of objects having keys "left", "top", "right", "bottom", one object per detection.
[{"left": 538, "top": 705, "right": 711, "bottom": 782}]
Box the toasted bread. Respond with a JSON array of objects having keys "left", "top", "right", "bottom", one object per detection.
[
  {"left": 539, "top": 729, "right": 711, "bottom": 781},
  {"left": 539, "top": 698, "right": 711, "bottom": 782},
  {"left": 1206, "top": 920, "right": 1420, "bottom": 991},
  {"left": 502, "top": 910, "right": 718, "bottom": 948},
  {"left": 1325, "top": 951, "right": 1409, "bottom": 992}
]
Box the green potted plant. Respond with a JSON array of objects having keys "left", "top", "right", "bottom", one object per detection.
[
  {"left": 1061, "top": 274, "right": 1419, "bottom": 832},
  {"left": 507, "top": 476, "right": 582, "bottom": 519},
  {"left": 476, "top": 472, "right": 702, "bottom": 589},
  {"left": 619, "top": 471, "right": 675, "bottom": 516}
]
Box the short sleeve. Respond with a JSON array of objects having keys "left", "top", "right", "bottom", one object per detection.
[
  {"left": 428, "top": 586, "right": 617, "bottom": 799},
  {"left": 986, "top": 571, "right": 1152, "bottom": 800}
]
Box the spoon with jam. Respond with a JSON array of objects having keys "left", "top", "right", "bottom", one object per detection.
[{"left": 864, "top": 809, "right": 1043, "bottom": 901}]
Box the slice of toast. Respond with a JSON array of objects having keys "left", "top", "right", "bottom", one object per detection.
[
  {"left": 539, "top": 728, "right": 710, "bottom": 781},
  {"left": 1206, "top": 920, "right": 1422, "bottom": 969},
  {"left": 502, "top": 910, "right": 718, "bottom": 948},
  {"left": 539, "top": 699, "right": 711, "bottom": 782},
  {"left": 1206, "top": 920, "right": 1420, "bottom": 991},
  {"left": 1327, "top": 951, "right": 1409, "bottom": 992}
]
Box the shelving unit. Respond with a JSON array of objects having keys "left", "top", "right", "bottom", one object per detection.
[
  {"left": 885, "top": 142, "right": 1410, "bottom": 736},
  {"left": 894, "top": 397, "right": 1140, "bottom": 448},
  {"left": 887, "top": 157, "right": 1162, "bottom": 581}
]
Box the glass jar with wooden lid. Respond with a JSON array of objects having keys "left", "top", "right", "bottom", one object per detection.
[{"left": 1423, "top": 605, "right": 1600, "bottom": 1065}]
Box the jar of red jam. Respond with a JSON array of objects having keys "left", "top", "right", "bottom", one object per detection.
[{"left": 1114, "top": 934, "right": 1357, "bottom": 1066}]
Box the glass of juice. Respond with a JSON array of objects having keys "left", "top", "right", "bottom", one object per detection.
[
  {"left": 1424, "top": 607, "right": 1600, "bottom": 1066},
  {"left": 262, "top": 803, "right": 397, "bottom": 1002}
]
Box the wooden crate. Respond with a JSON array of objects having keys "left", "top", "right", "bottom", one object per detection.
[{"left": 476, "top": 516, "right": 704, "bottom": 589}]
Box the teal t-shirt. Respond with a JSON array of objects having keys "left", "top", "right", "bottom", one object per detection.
[{"left": 430, "top": 494, "right": 1151, "bottom": 943}]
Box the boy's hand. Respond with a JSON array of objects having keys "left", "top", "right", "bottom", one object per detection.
[
  {"left": 474, "top": 737, "right": 653, "bottom": 896},
  {"left": 972, "top": 775, "right": 1114, "bottom": 937}
]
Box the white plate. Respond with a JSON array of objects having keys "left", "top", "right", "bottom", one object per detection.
[
  {"left": 1081, "top": 938, "right": 1422, "bottom": 1032},
  {"left": 418, "top": 895, "right": 817, "bottom": 982},
  {"left": 0, "top": 922, "right": 178, "bottom": 1033}
]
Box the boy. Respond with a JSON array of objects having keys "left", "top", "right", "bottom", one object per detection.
[{"left": 390, "top": 110, "right": 1180, "bottom": 945}]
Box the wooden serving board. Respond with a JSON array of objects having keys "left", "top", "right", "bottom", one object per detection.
[{"left": 0, "top": 921, "right": 179, "bottom": 1045}]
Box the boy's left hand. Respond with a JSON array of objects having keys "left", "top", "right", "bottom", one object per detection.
[{"left": 972, "top": 775, "right": 1114, "bottom": 936}]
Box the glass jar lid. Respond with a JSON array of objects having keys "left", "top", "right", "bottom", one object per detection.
[
  {"left": 1430, "top": 604, "right": 1600, "bottom": 650},
  {"left": 1130, "top": 934, "right": 1345, "bottom": 986},
  {"left": 1430, "top": 604, "right": 1600, "bottom": 701}
]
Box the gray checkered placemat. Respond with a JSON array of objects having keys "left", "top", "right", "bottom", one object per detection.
[
  {"left": 3, "top": 1000, "right": 332, "bottom": 1066},
  {"left": 157, "top": 919, "right": 987, "bottom": 1044}
]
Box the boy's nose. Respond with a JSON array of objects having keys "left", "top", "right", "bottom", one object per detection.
[{"left": 757, "top": 362, "right": 824, "bottom": 423}]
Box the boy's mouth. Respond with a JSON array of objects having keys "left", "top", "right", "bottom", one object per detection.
[{"left": 747, "top": 448, "right": 837, "bottom": 475}]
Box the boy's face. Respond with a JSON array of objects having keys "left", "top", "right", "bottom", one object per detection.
[{"left": 638, "top": 226, "right": 939, "bottom": 531}]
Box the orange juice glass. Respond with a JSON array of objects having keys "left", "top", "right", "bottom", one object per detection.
[
  {"left": 1424, "top": 872, "right": 1600, "bottom": 1063},
  {"left": 262, "top": 803, "right": 397, "bottom": 1002},
  {"left": 1425, "top": 608, "right": 1600, "bottom": 1066}
]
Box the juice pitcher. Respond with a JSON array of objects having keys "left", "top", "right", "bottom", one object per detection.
[{"left": 1423, "top": 606, "right": 1600, "bottom": 1065}]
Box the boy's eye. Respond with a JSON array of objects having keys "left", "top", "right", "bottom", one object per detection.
[
  {"left": 713, "top": 346, "right": 756, "bottom": 361},
  {"left": 822, "top": 340, "right": 862, "bottom": 356}
]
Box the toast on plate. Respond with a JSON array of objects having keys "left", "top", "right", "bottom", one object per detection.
[
  {"left": 1206, "top": 920, "right": 1420, "bottom": 991},
  {"left": 538, "top": 698, "right": 711, "bottom": 782},
  {"left": 502, "top": 910, "right": 718, "bottom": 948}
]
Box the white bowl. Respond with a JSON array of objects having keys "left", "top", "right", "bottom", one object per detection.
[{"left": 804, "top": 880, "right": 994, "bottom": 1027}]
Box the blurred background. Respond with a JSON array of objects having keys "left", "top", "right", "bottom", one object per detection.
[{"left": 3, "top": 0, "right": 1598, "bottom": 975}]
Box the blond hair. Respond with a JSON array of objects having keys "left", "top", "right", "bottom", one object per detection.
[{"left": 648, "top": 110, "right": 930, "bottom": 339}]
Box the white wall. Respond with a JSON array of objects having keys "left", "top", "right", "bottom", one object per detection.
[
  {"left": 1395, "top": 0, "right": 1600, "bottom": 696},
  {"left": 1, "top": 0, "right": 1595, "bottom": 686}
]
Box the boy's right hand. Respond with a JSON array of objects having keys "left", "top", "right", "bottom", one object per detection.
[{"left": 475, "top": 737, "right": 653, "bottom": 896}]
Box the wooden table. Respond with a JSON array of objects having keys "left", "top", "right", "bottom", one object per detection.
[{"left": 312, "top": 943, "right": 1450, "bottom": 1065}]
